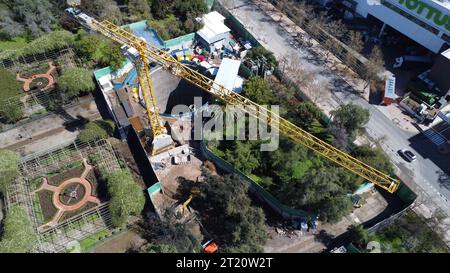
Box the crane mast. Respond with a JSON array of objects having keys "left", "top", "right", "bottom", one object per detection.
[{"left": 90, "top": 19, "right": 400, "bottom": 193}]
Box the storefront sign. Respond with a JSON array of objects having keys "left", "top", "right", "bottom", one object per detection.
[{"left": 397, "top": 0, "right": 450, "bottom": 31}]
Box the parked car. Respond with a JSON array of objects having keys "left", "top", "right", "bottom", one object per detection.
[{"left": 398, "top": 149, "right": 417, "bottom": 162}]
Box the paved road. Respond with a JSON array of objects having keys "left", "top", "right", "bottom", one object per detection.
[{"left": 220, "top": 0, "right": 450, "bottom": 214}]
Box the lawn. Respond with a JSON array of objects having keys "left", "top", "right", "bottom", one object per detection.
[
  {"left": 0, "top": 37, "right": 28, "bottom": 51},
  {"left": 79, "top": 229, "right": 112, "bottom": 253},
  {"left": 0, "top": 68, "right": 22, "bottom": 101}
]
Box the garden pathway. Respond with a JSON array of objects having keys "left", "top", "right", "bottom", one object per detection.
[
  {"left": 33, "top": 158, "right": 100, "bottom": 228},
  {"left": 16, "top": 61, "right": 56, "bottom": 92}
]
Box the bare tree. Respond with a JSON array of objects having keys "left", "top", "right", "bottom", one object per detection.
[
  {"left": 347, "top": 31, "right": 364, "bottom": 53},
  {"left": 307, "top": 78, "right": 328, "bottom": 104},
  {"left": 284, "top": 52, "right": 317, "bottom": 87},
  {"left": 363, "top": 46, "right": 385, "bottom": 89},
  {"left": 276, "top": 0, "right": 289, "bottom": 22},
  {"left": 291, "top": 0, "right": 313, "bottom": 26}
]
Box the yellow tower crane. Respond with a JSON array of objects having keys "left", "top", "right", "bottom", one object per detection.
[{"left": 90, "top": 19, "right": 400, "bottom": 193}]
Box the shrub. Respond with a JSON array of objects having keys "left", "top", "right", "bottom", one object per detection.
[
  {"left": 0, "top": 149, "right": 20, "bottom": 192},
  {"left": 107, "top": 170, "right": 145, "bottom": 227},
  {"left": 0, "top": 206, "right": 37, "bottom": 253},
  {"left": 77, "top": 120, "right": 114, "bottom": 143},
  {"left": 58, "top": 67, "right": 96, "bottom": 98}
]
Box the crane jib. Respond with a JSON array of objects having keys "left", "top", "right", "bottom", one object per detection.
[{"left": 90, "top": 19, "right": 400, "bottom": 193}]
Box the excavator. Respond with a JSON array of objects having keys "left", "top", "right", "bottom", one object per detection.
[{"left": 83, "top": 16, "right": 400, "bottom": 193}]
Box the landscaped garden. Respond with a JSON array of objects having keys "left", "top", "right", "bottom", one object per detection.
[{"left": 31, "top": 158, "right": 104, "bottom": 229}]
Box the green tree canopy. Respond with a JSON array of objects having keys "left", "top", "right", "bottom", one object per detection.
[
  {"left": 127, "top": 0, "right": 152, "bottom": 21},
  {"left": 242, "top": 76, "right": 275, "bottom": 105},
  {"left": 107, "top": 170, "right": 145, "bottom": 227},
  {"left": 0, "top": 0, "right": 58, "bottom": 38},
  {"left": 136, "top": 212, "right": 200, "bottom": 253},
  {"left": 330, "top": 103, "right": 370, "bottom": 138},
  {"left": 0, "top": 206, "right": 37, "bottom": 253},
  {"left": 0, "top": 149, "right": 20, "bottom": 192},
  {"left": 351, "top": 145, "right": 395, "bottom": 176},
  {"left": 277, "top": 167, "right": 353, "bottom": 223},
  {"left": 75, "top": 31, "right": 125, "bottom": 71},
  {"left": 58, "top": 67, "right": 95, "bottom": 98},
  {"left": 224, "top": 141, "right": 261, "bottom": 175},
  {"left": 246, "top": 46, "right": 278, "bottom": 68},
  {"left": 77, "top": 120, "right": 116, "bottom": 143},
  {"left": 189, "top": 173, "right": 268, "bottom": 252},
  {"left": 294, "top": 101, "right": 322, "bottom": 129}
]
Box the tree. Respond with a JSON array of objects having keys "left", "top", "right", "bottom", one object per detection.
[
  {"left": 363, "top": 46, "right": 385, "bottom": 89},
  {"left": 58, "top": 67, "right": 95, "bottom": 98},
  {"left": 351, "top": 224, "right": 371, "bottom": 249},
  {"left": 224, "top": 141, "right": 260, "bottom": 175},
  {"left": 81, "top": 0, "right": 123, "bottom": 24},
  {"left": 0, "top": 206, "right": 37, "bottom": 253},
  {"left": 291, "top": 1, "right": 313, "bottom": 26},
  {"left": 127, "top": 0, "right": 152, "bottom": 21},
  {"left": 0, "top": 7, "right": 24, "bottom": 39},
  {"left": 242, "top": 76, "right": 274, "bottom": 105},
  {"left": 294, "top": 102, "right": 322, "bottom": 130},
  {"left": 187, "top": 173, "right": 268, "bottom": 252},
  {"left": 107, "top": 170, "right": 145, "bottom": 227},
  {"left": 0, "top": 0, "right": 57, "bottom": 38},
  {"left": 75, "top": 31, "right": 125, "bottom": 70},
  {"left": 99, "top": 43, "right": 125, "bottom": 71},
  {"left": 0, "top": 149, "right": 20, "bottom": 192},
  {"left": 330, "top": 103, "right": 370, "bottom": 139},
  {"left": 276, "top": 167, "right": 354, "bottom": 223},
  {"left": 351, "top": 145, "right": 394, "bottom": 176},
  {"left": 136, "top": 212, "right": 200, "bottom": 253},
  {"left": 246, "top": 46, "right": 278, "bottom": 68},
  {"left": 347, "top": 31, "right": 364, "bottom": 54},
  {"left": 267, "top": 137, "right": 314, "bottom": 183},
  {"left": 307, "top": 78, "right": 328, "bottom": 105},
  {"left": 151, "top": 0, "right": 176, "bottom": 19},
  {"left": 77, "top": 120, "right": 115, "bottom": 143}
]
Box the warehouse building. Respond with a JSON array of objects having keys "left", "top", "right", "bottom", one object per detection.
[{"left": 343, "top": 0, "right": 450, "bottom": 53}]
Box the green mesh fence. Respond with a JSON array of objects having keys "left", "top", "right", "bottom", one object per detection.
[{"left": 164, "top": 33, "right": 196, "bottom": 48}]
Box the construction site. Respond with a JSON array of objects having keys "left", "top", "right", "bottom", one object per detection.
[{"left": 64, "top": 2, "right": 406, "bottom": 253}]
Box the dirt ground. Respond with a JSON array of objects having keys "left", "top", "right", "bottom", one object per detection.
[
  {"left": 264, "top": 188, "right": 389, "bottom": 252},
  {"left": 92, "top": 230, "right": 145, "bottom": 253}
]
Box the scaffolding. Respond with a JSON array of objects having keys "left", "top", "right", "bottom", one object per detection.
[
  {"left": 4, "top": 138, "right": 121, "bottom": 253},
  {"left": 0, "top": 47, "right": 88, "bottom": 133},
  {"left": 0, "top": 46, "right": 77, "bottom": 71}
]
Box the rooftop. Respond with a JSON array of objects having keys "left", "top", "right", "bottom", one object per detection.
[
  {"left": 214, "top": 58, "right": 242, "bottom": 92},
  {"left": 197, "top": 11, "right": 231, "bottom": 43}
]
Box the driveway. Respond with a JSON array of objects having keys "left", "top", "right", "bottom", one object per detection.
[{"left": 219, "top": 0, "right": 450, "bottom": 216}]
